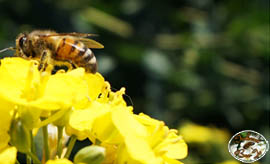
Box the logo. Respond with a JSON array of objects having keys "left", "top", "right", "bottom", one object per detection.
[{"left": 228, "top": 130, "right": 269, "bottom": 163}]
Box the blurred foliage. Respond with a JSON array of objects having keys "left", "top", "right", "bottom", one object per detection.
[
  {"left": 179, "top": 122, "right": 230, "bottom": 163},
  {"left": 0, "top": 0, "right": 269, "bottom": 163},
  {"left": 178, "top": 122, "right": 264, "bottom": 164}
]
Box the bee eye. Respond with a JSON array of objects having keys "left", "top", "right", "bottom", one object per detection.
[{"left": 19, "top": 36, "right": 27, "bottom": 48}]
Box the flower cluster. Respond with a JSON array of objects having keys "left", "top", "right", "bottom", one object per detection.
[{"left": 0, "top": 57, "right": 187, "bottom": 164}]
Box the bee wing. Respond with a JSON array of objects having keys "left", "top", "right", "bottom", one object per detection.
[
  {"left": 77, "top": 38, "right": 104, "bottom": 49},
  {"left": 61, "top": 33, "right": 99, "bottom": 37},
  {"left": 40, "top": 33, "right": 104, "bottom": 49},
  {"left": 40, "top": 33, "right": 98, "bottom": 38}
]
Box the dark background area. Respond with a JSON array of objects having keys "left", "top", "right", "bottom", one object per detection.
[{"left": 0, "top": 0, "right": 269, "bottom": 163}]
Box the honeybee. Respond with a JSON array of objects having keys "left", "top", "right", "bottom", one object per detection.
[{"left": 0, "top": 30, "right": 104, "bottom": 73}]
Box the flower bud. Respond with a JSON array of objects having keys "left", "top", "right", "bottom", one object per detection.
[
  {"left": 74, "top": 145, "right": 105, "bottom": 164},
  {"left": 10, "top": 119, "right": 31, "bottom": 153}
]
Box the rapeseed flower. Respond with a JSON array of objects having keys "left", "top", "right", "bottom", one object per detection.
[
  {"left": 0, "top": 90, "right": 16, "bottom": 164},
  {"left": 45, "top": 158, "right": 73, "bottom": 164},
  {"left": 67, "top": 94, "right": 187, "bottom": 164},
  {"left": 179, "top": 122, "right": 229, "bottom": 144},
  {"left": 216, "top": 160, "right": 241, "bottom": 164},
  {"left": 0, "top": 57, "right": 107, "bottom": 127},
  {"left": 216, "top": 161, "right": 260, "bottom": 164},
  {"left": 0, "top": 57, "right": 187, "bottom": 164},
  {"left": 0, "top": 147, "right": 17, "bottom": 164}
]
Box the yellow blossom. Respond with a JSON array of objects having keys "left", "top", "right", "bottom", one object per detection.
[
  {"left": 83, "top": 72, "right": 106, "bottom": 101},
  {"left": 0, "top": 147, "right": 17, "bottom": 164},
  {"left": 113, "top": 111, "right": 187, "bottom": 164},
  {"left": 0, "top": 97, "right": 13, "bottom": 151},
  {"left": 67, "top": 87, "right": 188, "bottom": 164},
  {"left": 216, "top": 160, "right": 241, "bottom": 164},
  {"left": 66, "top": 87, "right": 128, "bottom": 142},
  {"left": 216, "top": 160, "right": 260, "bottom": 164},
  {"left": 135, "top": 113, "right": 187, "bottom": 159},
  {"left": 66, "top": 102, "right": 112, "bottom": 141},
  {"left": 46, "top": 158, "right": 73, "bottom": 164},
  {"left": 0, "top": 131, "right": 10, "bottom": 151},
  {"left": 0, "top": 57, "right": 188, "bottom": 164},
  {"left": 0, "top": 57, "right": 106, "bottom": 111},
  {"left": 0, "top": 57, "right": 107, "bottom": 128},
  {"left": 100, "top": 143, "right": 118, "bottom": 164},
  {"left": 179, "top": 122, "right": 229, "bottom": 144}
]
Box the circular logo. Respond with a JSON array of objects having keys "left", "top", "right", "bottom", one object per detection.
[{"left": 228, "top": 130, "right": 269, "bottom": 163}]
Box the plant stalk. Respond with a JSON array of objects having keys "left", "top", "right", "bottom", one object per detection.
[
  {"left": 41, "top": 118, "right": 50, "bottom": 161},
  {"left": 27, "top": 151, "right": 41, "bottom": 164},
  {"left": 30, "top": 130, "right": 36, "bottom": 154},
  {"left": 26, "top": 155, "right": 31, "bottom": 164},
  {"left": 57, "top": 126, "right": 64, "bottom": 158},
  {"left": 64, "top": 135, "right": 77, "bottom": 159}
]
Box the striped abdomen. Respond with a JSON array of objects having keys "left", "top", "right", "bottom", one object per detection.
[{"left": 55, "top": 37, "right": 97, "bottom": 73}]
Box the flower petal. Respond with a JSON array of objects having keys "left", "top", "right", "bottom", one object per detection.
[
  {"left": 0, "top": 147, "right": 17, "bottom": 164},
  {"left": 46, "top": 158, "right": 73, "bottom": 164}
]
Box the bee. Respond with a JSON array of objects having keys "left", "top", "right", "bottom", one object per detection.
[{"left": 0, "top": 30, "right": 104, "bottom": 73}]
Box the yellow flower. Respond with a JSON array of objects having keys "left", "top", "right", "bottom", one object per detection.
[
  {"left": 66, "top": 102, "right": 111, "bottom": 140},
  {"left": 0, "top": 131, "right": 10, "bottom": 152},
  {"left": 0, "top": 147, "right": 17, "bottom": 164},
  {"left": 178, "top": 122, "right": 229, "bottom": 144},
  {"left": 0, "top": 77, "right": 16, "bottom": 164},
  {"left": 0, "top": 57, "right": 104, "bottom": 110},
  {"left": 46, "top": 158, "right": 73, "bottom": 164},
  {"left": 0, "top": 111, "right": 11, "bottom": 150},
  {"left": 0, "top": 97, "right": 13, "bottom": 152},
  {"left": 0, "top": 57, "right": 107, "bottom": 129},
  {"left": 216, "top": 160, "right": 260, "bottom": 164},
  {"left": 100, "top": 143, "right": 118, "bottom": 164},
  {"left": 66, "top": 87, "right": 128, "bottom": 142},
  {"left": 67, "top": 84, "right": 187, "bottom": 164},
  {"left": 216, "top": 160, "right": 241, "bottom": 164},
  {"left": 114, "top": 111, "right": 187, "bottom": 164},
  {"left": 0, "top": 57, "right": 188, "bottom": 164}
]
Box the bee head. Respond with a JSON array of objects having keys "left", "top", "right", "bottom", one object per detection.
[{"left": 16, "top": 33, "right": 31, "bottom": 57}]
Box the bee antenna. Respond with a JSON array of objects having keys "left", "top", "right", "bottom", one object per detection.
[
  {"left": 123, "top": 93, "right": 134, "bottom": 107},
  {"left": 0, "top": 47, "right": 16, "bottom": 53},
  {"left": 111, "top": 87, "right": 134, "bottom": 106}
]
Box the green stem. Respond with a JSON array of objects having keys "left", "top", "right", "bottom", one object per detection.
[
  {"left": 64, "top": 135, "right": 77, "bottom": 159},
  {"left": 57, "top": 126, "right": 64, "bottom": 158},
  {"left": 41, "top": 118, "right": 50, "bottom": 161},
  {"left": 27, "top": 152, "right": 41, "bottom": 164},
  {"left": 16, "top": 160, "right": 20, "bottom": 164},
  {"left": 26, "top": 155, "right": 31, "bottom": 164},
  {"left": 27, "top": 129, "right": 34, "bottom": 164},
  {"left": 36, "top": 109, "right": 68, "bottom": 129},
  {"left": 30, "top": 130, "right": 36, "bottom": 154}
]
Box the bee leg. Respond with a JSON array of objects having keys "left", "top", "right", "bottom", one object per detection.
[
  {"left": 53, "top": 60, "right": 76, "bottom": 72},
  {"left": 39, "top": 50, "right": 52, "bottom": 71},
  {"left": 63, "top": 60, "right": 76, "bottom": 71}
]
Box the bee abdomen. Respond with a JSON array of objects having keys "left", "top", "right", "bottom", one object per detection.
[
  {"left": 56, "top": 38, "right": 97, "bottom": 73},
  {"left": 80, "top": 48, "right": 97, "bottom": 73}
]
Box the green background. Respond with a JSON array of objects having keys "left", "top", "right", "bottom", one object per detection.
[{"left": 0, "top": 0, "right": 269, "bottom": 163}]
